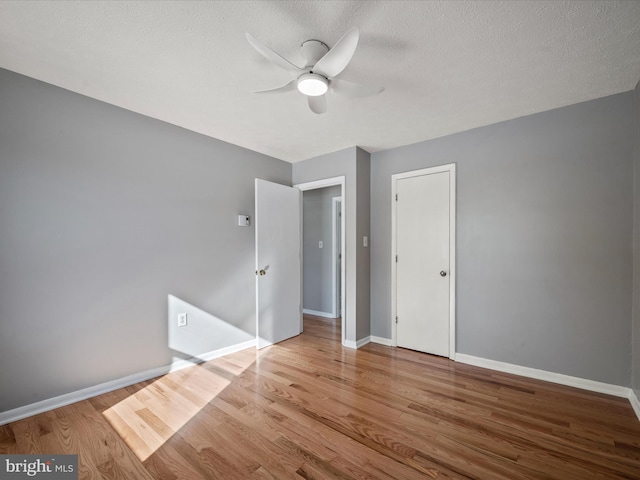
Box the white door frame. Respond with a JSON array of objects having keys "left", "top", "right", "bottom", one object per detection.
[
  {"left": 391, "top": 164, "right": 456, "bottom": 359},
  {"left": 332, "top": 196, "right": 342, "bottom": 318},
  {"left": 295, "top": 176, "right": 346, "bottom": 345}
]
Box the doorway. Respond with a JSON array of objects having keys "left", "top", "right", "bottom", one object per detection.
[
  {"left": 391, "top": 164, "right": 456, "bottom": 359},
  {"left": 295, "top": 176, "right": 346, "bottom": 345}
]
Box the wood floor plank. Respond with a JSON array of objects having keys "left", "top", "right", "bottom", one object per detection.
[
  {"left": 270, "top": 399, "right": 439, "bottom": 480},
  {"left": 145, "top": 441, "right": 209, "bottom": 480},
  {"left": 0, "top": 423, "right": 17, "bottom": 454},
  {"left": 202, "top": 406, "right": 305, "bottom": 480},
  {"left": 3, "top": 314, "right": 640, "bottom": 479}
]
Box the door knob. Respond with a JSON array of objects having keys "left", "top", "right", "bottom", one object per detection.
[
  {"left": 256, "top": 269, "right": 267, "bottom": 276},
  {"left": 440, "top": 270, "right": 447, "bottom": 277}
]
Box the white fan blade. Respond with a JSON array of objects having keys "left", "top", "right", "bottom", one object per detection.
[
  {"left": 246, "top": 33, "right": 303, "bottom": 73},
  {"left": 254, "top": 79, "right": 298, "bottom": 94},
  {"left": 330, "top": 78, "right": 384, "bottom": 98},
  {"left": 307, "top": 95, "right": 327, "bottom": 114},
  {"left": 313, "top": 27, "right": 359, "bottom": 78}
]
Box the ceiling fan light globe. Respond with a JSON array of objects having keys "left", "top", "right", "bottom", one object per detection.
[{"left": 297, "top": 74, "right": 328, "bottom": 96}]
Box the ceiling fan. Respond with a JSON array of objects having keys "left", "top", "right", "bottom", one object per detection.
[{"left": 246, "top": 27, "right": 384, "bottom": 114}]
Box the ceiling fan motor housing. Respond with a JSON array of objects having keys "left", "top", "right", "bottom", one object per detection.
[{"left": 299, "top": 39, "right": 329, "bottom": 66}]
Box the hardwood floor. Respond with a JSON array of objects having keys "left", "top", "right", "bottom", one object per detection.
[{"left": 2, "top": 314, "right": 640, "bottom": 479}]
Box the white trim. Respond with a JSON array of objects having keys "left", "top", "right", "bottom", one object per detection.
[
  {"left": 448, "top": 166, "right": 456, "bottom": 359},
  {"left": 343, "top": 336, "right": 371, "bottom": 349},
  {"left": 455, "top": 353, "right": 631, "bottom": 398},
  {"left": 0, "top": 339, "right": 255, "bottom": 426},
  {"left": 343, "top": 339, "right": 357, "bottom": 349},
  {"left": 629, "top": 389, "right": 640, "bottom": 422},
  {"left": 295, "top": 176, "right": 346, "bottom": 345},
  {"left": 332, "top": 196, "right": 343, "bottom": 319},
  {"left": 302, "top": 308, "right": 336, "bottom": 319},
  {"left": 391, "top": 164, "right": 456, "bottom": 360},
  {"left": 294, "top": 176, "right": 345, "bottom": 192},
  {"left": 370, "top": 336, "right": 394, "bottom": 346}
]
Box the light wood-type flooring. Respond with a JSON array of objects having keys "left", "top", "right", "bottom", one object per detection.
[{"left": 1, "top": 315, "right": 640, "bottom": 479}]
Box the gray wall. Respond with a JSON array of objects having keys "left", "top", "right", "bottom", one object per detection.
[
  {"left": 633, "top": 79, "right": 640, "bottom": 399},
  {"left": 303, "top": 186, "right": 341, "bottom": 315},
  {"left": 355, "top": 148, "right": 371, "bottom": 341},
  {"left": 371, "top": 92, "right": 634, "bottom": 386},
  {"left": 293, "top": 147, "right": 371, "bottom": 343},
  {"left": 0, "top": 68, "right": 291, "bottom": 412}
]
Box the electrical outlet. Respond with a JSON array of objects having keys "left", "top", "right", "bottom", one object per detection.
[{"left": 178, "top": 313, "right": 188, "bottom": 327}]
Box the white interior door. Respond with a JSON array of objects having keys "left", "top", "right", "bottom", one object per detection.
[
  {"left": 394, "top": 168, "right": 453, "bottom": 357},
  {"left": 255, "top": 179, "right": 301, "bottom": 349}
]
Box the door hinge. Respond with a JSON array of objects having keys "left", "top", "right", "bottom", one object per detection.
[
  {"left": 395, "top": 193, "right": 398, "bottom": 201},
  {"left": 395, "top": 316, "right": 398, "bottom": 324},
  {"left": 395, "top": 254, "right": 398, "bottom": 263}
]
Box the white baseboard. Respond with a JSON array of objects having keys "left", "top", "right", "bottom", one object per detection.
[
  {"left": 343, "top": 336, "right": 371, "bottom": 349},
  {"left": 629, "top": 389, "right": 640, "bottom": 422},
  {"left": 303, "top": 308, "right": 336, "bottom": 319},
  {"left": 370, "top": 336, "right": 394, "bottom": 346},
  {"left": 186, "top": 340, "right": 255, "bottom": 364},
  {"left": 0, "top": 339, "right": 256, "bottom": 426},
  {"left": 343, "top": 339, "right": 356, "bottom": 349},
  {"left": 455, "top": 353, "right": 631, "bottom": 398}
]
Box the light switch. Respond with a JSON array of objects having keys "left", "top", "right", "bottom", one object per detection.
[
  {"left": 363, "top": 236, "right": 368, "bottom": 247},
  {"left": 319, "top": 241, "right": 323, "bottom": 248}
]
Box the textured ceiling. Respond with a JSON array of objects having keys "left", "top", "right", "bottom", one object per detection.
[{"left": 1, "top": 1, "right": 639, "bottom": 162}]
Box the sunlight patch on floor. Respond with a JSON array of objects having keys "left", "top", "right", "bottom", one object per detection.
[{"left": 103, "top": 348, "right": 259, "bottom": 461}]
